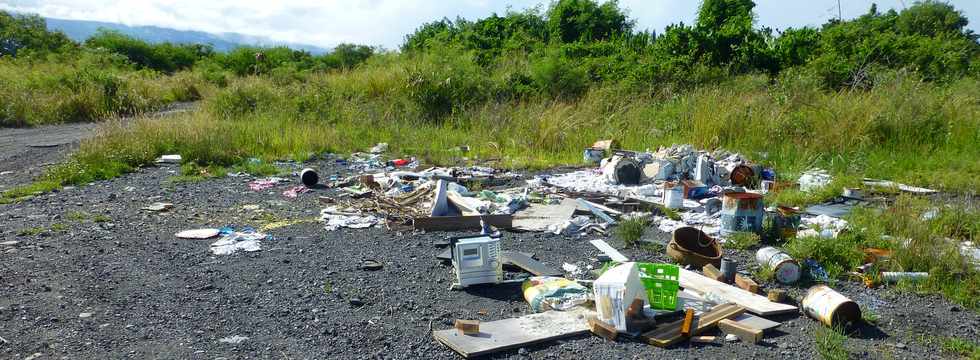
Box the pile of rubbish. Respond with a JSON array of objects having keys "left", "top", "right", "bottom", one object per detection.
[{"left": 173, "top": 141, "right": 952, "bottom": 357}]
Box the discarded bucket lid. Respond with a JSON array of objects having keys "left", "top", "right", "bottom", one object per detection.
[
  {"left": 361, "top": 259, "right": 383, "bottom": 271},
  {"left": 176, "top": 228, "right": 221, "bottom": 239}
]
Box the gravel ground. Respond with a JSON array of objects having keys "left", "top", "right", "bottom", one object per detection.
[{"left": 1, "top": 157, "right": 978, "bottom": 360}]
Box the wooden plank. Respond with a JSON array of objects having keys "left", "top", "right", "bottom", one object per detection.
[
  {"left": 588, "top": 316, "right": 618, "bottom": 341},
  {"left": 433, "top": 308, "right": 593, "bottom": 358},
  {"left": 512, "top": 198, "right": 578, "bottom": 232},
  {"left": 679, "top": 268, "right": 797, "bottom": 316},
  {"left": 576, "top": 198, "right": 617, "bottom": 224},
  {"left": 680, "top": 309, "right": 695, "bottom": 337},
  {"left": 735, "top": 274, "right": 759, "bottom": 293},
  {"left": 414, "top": 214, "right": 512, "bottom": 231},
  {"left": 589, "top": 239, "right": 629, "bottom": 262},
  {"left": 447, "top": 192, "right": 484, "bottom": 216},
  {"left": 577, "top": 199, "right": 624, "bottom": 216},
  {"left": 718, "top": 319, "right": 763, "bottom": 344},
  {"left": 702, "top": 264, "right": 726, "bottom": 282},
  {"left": 732, "top": 313, "right": 781, "bottom": 331},
  {"left": 640, "top": 303, "right": 745, "bottom": 347},
  {"left": 500, "top": 251, "right": 561, "bottom": 276}
]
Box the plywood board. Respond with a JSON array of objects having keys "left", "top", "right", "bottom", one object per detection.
[
  {"left": 732, "top": 313, "right": 781, "bottom": 331},
  {"left": 413, "top": 214, "right": 512, "bottom": 231},
  {"left": 678, "top": 268, "right": 797, "bottom": 316},
  {"left": 512, "top": 198, "right": 578, "bottom": 232},
  {"left": 500, "top": 251, "right": 561, "bottom": 276},
  {"left": 432, "top": 308, "right": 594, "bottom": 358},
  {"left": 589, "top": 239, "right": 629, "bottom": 262}
]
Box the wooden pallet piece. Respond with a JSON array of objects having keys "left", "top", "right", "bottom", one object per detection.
[
  {"left": 702, "top": 264, "right": 726, "bottom": 282},
  {"left": 640, "top": 303, "right": 746, "bottom": 347},
  {"left": 678, "top": 268, "right": 797, "bottom": 316}
]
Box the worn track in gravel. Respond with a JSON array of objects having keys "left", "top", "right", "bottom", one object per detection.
[
  {"left": 1, "top": 157, "right": 977, "bottom": 359},
  {"left": 0, "top": 102, "right": 196, "bottom": 190}
]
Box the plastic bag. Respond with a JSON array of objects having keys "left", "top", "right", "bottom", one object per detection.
[{"left": 522, "top": 276, "right": 589, "bottom": 312}]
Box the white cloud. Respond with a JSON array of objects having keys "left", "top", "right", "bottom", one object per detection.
[{"left": 1, "top": 0, "right": 977, "bottom": 49}]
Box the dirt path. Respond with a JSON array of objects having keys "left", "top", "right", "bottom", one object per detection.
[{"left": 0, "top": 102, "right": 196, "bottom": 190}]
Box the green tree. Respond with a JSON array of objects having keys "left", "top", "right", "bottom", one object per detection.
[
  {"left": 545, "top": 0, "right": 631, "bottom": 43},
  {"left": 0, "top": 11, "right": 75, "bottom": 57}
]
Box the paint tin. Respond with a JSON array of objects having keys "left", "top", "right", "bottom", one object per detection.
[
  {"left": 720, "top": 192, "right": 764, "bottom": 235},
  {"left": 773, "top": 206, "right": 802, "bottom": 239},
  {"left": 802, "top": 285, "right": 861, "bottom": 327},
  {"left": 663, "top": 183, "right": 684, "bottom": 209},
  {"left": 756, "top": 247, "right": 801, "bottom": 284},
  {"left": 719, "top": 258, "right": 737, "bottom": 284},
  {"left": 300, "top": 168, "right": 319, "bottom": 187}
]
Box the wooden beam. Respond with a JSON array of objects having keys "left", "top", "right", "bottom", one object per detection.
[
  {"left": 680, "top": 309, "right": 695, "bottom": 337},
  {"left": 702, "top": 264, "right": 726, "bottom": 282},
  {"left": 588, "top": 316, "right": 618, "bottom": 341},
  {"left": 413, "top": 214, "right": 512, "bottom": 231},
  {"left": 735, "top": 274, "right": 759, "bottom": 293}
]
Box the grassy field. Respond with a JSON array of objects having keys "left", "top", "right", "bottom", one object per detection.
[
  {"left": 3, "top": 52, "right": 978, "bottom": 311},
  {"left": 0, "top": 56, "right": 204, "bottom": 127}
]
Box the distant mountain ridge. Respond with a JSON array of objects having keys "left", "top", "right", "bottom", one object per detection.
[{"left": 43, "top": 17, "right": 330, "bottom": 54}]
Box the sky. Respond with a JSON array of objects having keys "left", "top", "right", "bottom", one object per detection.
[{"left": 1, "top": 0, "right": 978, "bottom": 49}]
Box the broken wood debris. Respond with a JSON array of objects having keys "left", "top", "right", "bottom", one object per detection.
[
  {"left": 640, "top": 303, "right": 746, "bottom": 348},
  {"left": 454, "top": 319, "right": 480, "bottom": 335}
]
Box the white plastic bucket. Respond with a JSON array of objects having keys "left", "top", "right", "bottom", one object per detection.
[
  {"left": 663, "top": 185, "right": 683, "bottom": 209},
  {"left": 756, "top": 247, "right": 801, "bottom": 284}
]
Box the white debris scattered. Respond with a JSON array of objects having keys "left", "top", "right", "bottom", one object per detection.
[
  {"left": 319, "top": 206, "right": 380, "bottom": 231},
  {"left": 176, "top": 228, "right": 221, "bottom": 239},
  {"left": 562, "top": 263, "right": 583, "bottom": 276},
  {"left": 155, "top": 154, "right": 182, "bottom": 163},
  {"left": 799, "top": 214, "right": 848, "bottom": 238},
  {"left": 799, "top": 169, "right": 832, "bottom": 192},
  {"left": 218, "top": 335, "right": 249, "bottom": 344},
  {"left": 369, "top": 142, "right": 389, "bottom": 154},
  {"left": 209, "top": 232, "right": 264, "bottom": 255},
  {"left": 548, "top": 216, "right": 594, "bottom": 235}
]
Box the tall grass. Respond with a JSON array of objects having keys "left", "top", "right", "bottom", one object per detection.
[{"left": 0, "top": 55, "right": 207, "bottom": 127}]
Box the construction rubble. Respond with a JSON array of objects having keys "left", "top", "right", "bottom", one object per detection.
[{"left": 215, "top": 141, "right": 950, "bottom": 357}]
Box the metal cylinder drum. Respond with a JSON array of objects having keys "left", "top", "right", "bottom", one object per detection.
[
  {"left": 719, "top": 258, "right": 737, "bottom": 284},
  {"left": 720, "top": 192, "right": 764, "bottom": 235},
  {"left": 300, "top": 168, "right": 319, "bottom": 187},
  {"left": 802, "top": 285, "right": 861, "bottom": 327},
  {"left": 756, "top": 247, "right": 801, "bottom": 284}
]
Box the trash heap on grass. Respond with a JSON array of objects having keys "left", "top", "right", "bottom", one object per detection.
[{"left": 173, "top": 140, "right": 950, "bottom": 358}]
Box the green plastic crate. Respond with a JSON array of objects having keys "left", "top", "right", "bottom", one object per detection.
[{"left": 637, "top": 263, "right": 680, "bottom": 311}]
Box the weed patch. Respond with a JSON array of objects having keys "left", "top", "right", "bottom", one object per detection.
[{"left": 616, "top": 216, "right": 649, "bottom": 247}]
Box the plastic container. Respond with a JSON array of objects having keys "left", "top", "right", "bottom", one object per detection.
[
  {"left": 663, "top": 183, "right": 684, "bottom": 209},
  {"left": 802, "top": 285, "right": 861, "bottom": 327},
  {"left": 756, "top": 247, "right": 801, "bottom": 284},
  {"left": 637, "top": 263, "right": 679, "bottom": 311}
]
